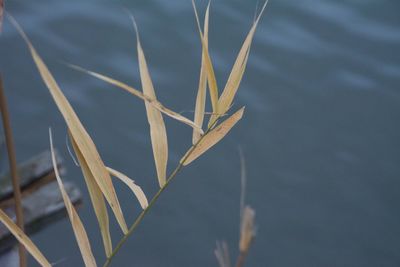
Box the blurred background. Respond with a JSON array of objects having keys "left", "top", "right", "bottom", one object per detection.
[{"left": 1, "top": 0, "right": 400, "bottom": 266}]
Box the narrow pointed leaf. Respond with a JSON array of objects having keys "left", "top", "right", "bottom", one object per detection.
[
  {"left": 182, "top": 107, "right": 245, "bottom": 166},
  {"left": 69, "top": 133, "right": 112, "bottom": 257},
  {"left": 10, "top": 16, "right": 128, "bottom": 234},
  {"left": 192, "top": 0, "right": 219, "bottom": 120},
  {"left": 0, "top": 209, "right": 51, "bottom": 267},
  {"left": 134, "top": 21, "right": 168, "bottom": 188},
  {"left": 50, "top": 130, "right": 97, "bottom": 267},
  {"left": 192, "top": 3, "right": 210, "bottom": 144},
  {"left": 215, "top": 0, "right": 268, "bottom": 121},
  {"left": 107, "top": 167, "right": 148, "bottom": 210},
  {"left": 68, "top": 64, "right": 203, "bottom": 135}
]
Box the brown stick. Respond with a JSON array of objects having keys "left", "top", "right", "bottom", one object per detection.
[
  {"left": 235, "top": 251, "right": 248, "bottom": 267},
  {"left": 0, "top": 75, "right": 27, "bottom": 267},
  {"left": 0, "top": 0, "right": 4, "bottom": 33},
  {"left": 235, "top": 238, "right": 254, "bottom": 267}
]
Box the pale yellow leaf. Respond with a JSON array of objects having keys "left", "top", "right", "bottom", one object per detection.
[
  {"left": 133, "top": 19, "right": 168, "bottom": 188},
  {"left": 215, "top": 0, "right": 269, "bottom": 122},
  {"left": 239, "top": 205, "right": 256, "bottom": 252},
  {"left": 182, "top": 107, "right": 245, "bottom": 166},
  {"left": 9, "top": 16, "right": 128, "bottom": 234},
  {"left": 215, "top": 241, "right": 231, "bottom": 267},
  {"left": 192, "top": 0, "right": 219, "bottom": 120},
  {"left": 68, "top": 64, "right": 203, "bottom": 135},
  {"left": 50, "top": 129, "right": 97, "bottom": 267},
  {"left": 107, "top": 167, "right": 149, "bottom": 210},
  {"left": 69, "top": 133, "right": 112, "bottom": 257},
  {"left": 0, "top": 210, "right": 51, "bottom": 267},
  {"left": 192, "top": 3, "right": 210, "bottom": 144}
]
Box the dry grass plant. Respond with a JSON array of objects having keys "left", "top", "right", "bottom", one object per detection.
[{"left": 0, "top": 1, "right": 268, "bottom": 266}]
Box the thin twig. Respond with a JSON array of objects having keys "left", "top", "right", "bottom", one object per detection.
[
  {"left": 235, "top": 251, "right": 248, "bottom": 267},
  {"left": 0, "top": 75, "right": 27, "bottom": 267},
  {"left": 235, "top": 237, "right": 254, "bottom": 267}
]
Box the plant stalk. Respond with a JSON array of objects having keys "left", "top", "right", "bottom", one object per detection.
[
  {"left": 103, "top": 162, "right": 183, "bottom": 267},
  {"left": 103, "top": 119, "right": 219, "bottom": 267},
  {"left": 235, "top": 251, "right": 248, "bottom": 267},
  {"left": 0, "top": 75, "right": 27, "bottom": 267}
]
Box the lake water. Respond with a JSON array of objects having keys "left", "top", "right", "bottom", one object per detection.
[{"left": 1, "top": 0, "right": 400, "bottom": 266}]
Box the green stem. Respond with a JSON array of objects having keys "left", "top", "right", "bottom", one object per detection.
[
  {"left": 102, "top": 162, "right": 183, "bottom": 267},
  {"left": 103, "top": 120, "right": 218, "bottom": 267}
]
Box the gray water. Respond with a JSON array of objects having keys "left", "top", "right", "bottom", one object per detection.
[{"left": 1, "top": 0, "right": 400, "bottom": 266}]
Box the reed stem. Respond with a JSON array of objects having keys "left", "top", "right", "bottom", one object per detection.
[
  {"left": 0, "top": 75, "right": 27, "bottom": 267},
  {"left": 235, "top": 251, "right": 248, "bottom": 267}
]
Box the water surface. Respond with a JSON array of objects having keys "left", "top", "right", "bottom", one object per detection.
[{"left": 1, "top": 0, "right": 400, "bottom": 266}]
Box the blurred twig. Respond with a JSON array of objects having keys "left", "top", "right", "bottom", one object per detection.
[
  {"left": 0, "top": 74, "right": 27, "bottom": 267},
  {"left": 235, "top": 150, "right": 256, "bottom": 267},
  {"left": 0, "top": 0, "right": 4, "bottom": 33}
]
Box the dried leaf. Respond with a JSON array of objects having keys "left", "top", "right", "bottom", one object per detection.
[
  {"left": 0, "top": 210, "right": 51, "bottom": 267},
  {"left": 69, "top": 133, "right": 112, "bottom": 257},
  {"left": 9, "top": 16, "right": 128, "bottom": 234},
  {"left": 192, "top": 3, "right": 210, "bottom": 144},
  {"left": 133, "top": 19, "right": 168, "bottom": 188},
  {"left": 239, "top": 205, "right": 256, "bottom": 252},
  {"left": 215, "top": 241, "right": 231, "bottom": 267},
  {"left": 50, "top": 129, "right": 97, "bottom": 267},
  {"left": 68, "top": 64, "right": 203, "bottom": 135},
  {"left": 192, "top": 0, "right": 219, "bottom": 121},
  {"left": 107, "top": 167, "right": 149, "bottom": 210},
  {"left": 182, "top": 107, "right": 245, "bottom": 166},
  {"left": 215, "top": 0, "right": 269, "bottom": 122}
]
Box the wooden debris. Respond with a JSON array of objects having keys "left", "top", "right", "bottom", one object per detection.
[
  {"left": 0, "top": 150, "right": 64, "bottom": 203},
  {"left": 0, "top": 150, "right": 82, "bottom": 253}
]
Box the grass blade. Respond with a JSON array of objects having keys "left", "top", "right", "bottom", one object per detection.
[
  {"left": 215, "top": 241, "right": 231, "bottom": 267},
  {"left": 0, "top": 210, "right": 51, "bottom": 267},
  {"left": 182, "top": 107, "right": 245, "bottom": 166},
  {"left": 50, "top": 129, "right": 97, "bottom": 267},
  {"left": 107, "top": 167, "right": 149, "bottom": 210},
  {"left": 9, "top": 16, "right": 129, "bottom": 234},
  {"left": 69, "top": 133, "right": 112, "bottom": 257},
  {"left": 192, "top": 3, "right": 210, "bottom": 144},
  {"left": 192, "top": 0, "right": 219, "bottom": 121},
  {"left": 68, "top": 64, "right": 203, "bottom": 135},
  {"left": 216, "top": 0, "right": 268, "bottom": 120},
  {"left": 133, "top": 19, "right": 168, "bottom": 188}
]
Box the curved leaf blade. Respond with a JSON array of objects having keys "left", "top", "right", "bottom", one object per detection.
[
  {"left": 10, "top": 16, "right": 128, "bottom": 234},
  {"left": 68, "top": 64, "right": 203, "bottom": 135},
  {"left": 133, "top": 20, "right": 168, "bottom": 188},
  {"left": 192, "top": 0, "right": 219, "bottom": 120},
  {"left": 216, "top": 0, "right": 269, "bottom": 119},
  {"left": 107, "top": 167, "right": 149, "bottom": 210},
  {"left": 69, "top": 133, "right": 112, "bottom": 257},
  {"left": 192, "top": 3, "right": 210, "bottom": 144},
  {"left": 50, "top": 130, "right": 97, "bottom": 267},
  {"left": 0, "top": 210, "right": 51, "bottom": 267},
  {"left": 182, "top": 107, "right": 245, "bottom": 166}
]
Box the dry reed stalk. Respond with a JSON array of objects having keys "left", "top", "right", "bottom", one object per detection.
[
  {"left": 0, "top": 0, "right": 3, "bottom": 32},
  {"left": 0, "top": 75, "right": 27, "bottom": 267}
]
